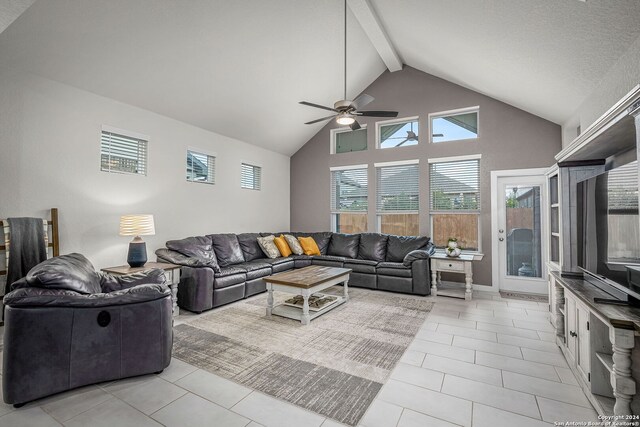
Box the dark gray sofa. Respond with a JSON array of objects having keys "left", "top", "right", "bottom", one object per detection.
[
  {"left": 157, "top": 232, "right": 435, "bottom": 313},
  {"left": 2, "top": 253, "right": 173, "bottom": 407}
]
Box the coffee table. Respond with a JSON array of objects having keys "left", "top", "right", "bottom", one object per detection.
[{"left": 264, "top": 265, "right": 351, "bottom": 325}]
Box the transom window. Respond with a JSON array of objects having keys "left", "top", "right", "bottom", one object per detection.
[
  {"left": 332, "top": 127, "right": 367, "bottom": 154},
  {"left": 377, "top": 117, "right": 419, "bottom": 149},
  {"left": 241, "top": 163, "right": 262, "bottom": 190},
  {"left": 100, "top": 127, "right": 148, "bottom": 176},
  {"left": 330, "top": 166, "right": 368, "bottom": 233},
  {"left": 430, "top": 107, "right": 479, "bottom": 143},
  {"left": 376, "top": 161, "right": 420, "bottom": 236},
  {"left": 429, "top": 156, "right": 481, "bottom": 250},
  {"left": 187, "top": 150, "right": 215, "bottom": 184}
]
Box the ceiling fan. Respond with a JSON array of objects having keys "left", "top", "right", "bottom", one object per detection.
[{"left": 299, "top": 0, "right": 398, "bottom": 131}]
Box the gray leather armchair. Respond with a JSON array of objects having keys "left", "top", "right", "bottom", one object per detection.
[{"left": 2, "top": 253, "right": 173, "bottom": 407}]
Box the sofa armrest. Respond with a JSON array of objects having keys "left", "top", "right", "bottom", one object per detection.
[
  {"left": 178, "top": 266, "right": 214, "bottom": 313},
  {"left": 156, "top": 248, "right": 220, "bottom": 272},
  {"left": 99, "top": 269, "right": 166, "bottom": 293},
  {"left": 4, "top": 284, "right": 170, "bottom": 308},
  {"left": 403, "top": 247, "right": 435, "bottom": 267}
]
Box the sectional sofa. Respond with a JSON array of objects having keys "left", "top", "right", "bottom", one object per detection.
[{"left": 156, "top": 232, "right": 435, "bottom": 313}]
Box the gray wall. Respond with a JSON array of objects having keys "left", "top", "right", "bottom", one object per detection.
[{"left": 290, "top": 66, "right": 562, "bottom": 287}]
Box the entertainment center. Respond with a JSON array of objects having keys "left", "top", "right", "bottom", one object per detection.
[{"left": 547, "top": 84, "right": 640, "bottom": 416}]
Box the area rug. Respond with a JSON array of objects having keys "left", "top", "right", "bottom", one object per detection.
[
  {"left": 499, "top": 290, "right": 549, "bottom": 302},
  {"left": 172, "top": 286, "right": 433, "bottom": 426}
]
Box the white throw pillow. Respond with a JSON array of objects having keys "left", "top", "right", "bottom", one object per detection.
[
  {"left": 284, "top": 234, "right": 304, "bottom": 255},
  {"left": 257, "top": 235, "right": 280, "bottom": 259}
]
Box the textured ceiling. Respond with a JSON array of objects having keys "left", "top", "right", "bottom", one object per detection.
[{"left": 1, "top": 0, "right": 639, "bottom": 155}]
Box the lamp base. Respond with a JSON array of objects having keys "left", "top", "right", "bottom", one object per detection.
[{"left": 127, "top": 241, "right": 147, "bottom": 268}]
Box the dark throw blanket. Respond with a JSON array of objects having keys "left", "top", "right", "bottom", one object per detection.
[{"left": 6, "top": 217, "right": 47, "bottom": 293}]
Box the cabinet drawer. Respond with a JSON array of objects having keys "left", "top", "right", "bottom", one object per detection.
[{"left": 434, "top": 259, "right": 465, "bottom": 272}]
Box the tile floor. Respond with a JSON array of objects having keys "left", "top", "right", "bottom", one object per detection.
[{"left": 0, "top": 290, "right": 600, "bottom": 427}]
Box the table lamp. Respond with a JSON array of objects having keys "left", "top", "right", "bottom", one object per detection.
[{"left": 119, "top": 214, "right": 155, "bottom": 267}]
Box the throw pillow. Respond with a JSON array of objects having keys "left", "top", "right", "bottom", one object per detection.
[
  {"left": 298, "top": 236, "right": 321, "bottom": 256},
  {"left": 257, "top": 235, "right": 280, "bottom": 259},
  {"left": 284, "top": 234, "right": 304, "bottom": 255},
  {"left": 274, "top": 235, "right": 292, "bottom": 257}
]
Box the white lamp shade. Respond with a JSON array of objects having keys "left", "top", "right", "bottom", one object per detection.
[{"left": 119, "top": 214, "right": 155, "bottom": 236}]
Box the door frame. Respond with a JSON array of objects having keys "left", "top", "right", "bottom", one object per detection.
[{"left": 490, "top": 168, "right": 549, "bottom": 293}]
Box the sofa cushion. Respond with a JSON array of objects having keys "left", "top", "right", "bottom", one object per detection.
[
  {"left": 259, "top": 257, "right": 294, "bottom": 266},
  {"left": 237, "top": 233, "right": 263, "bottom": 261},
  {"left": 308, "top": 232, "right": 333, "bottom": 255},
  {"left": 214, "top": 265, "right": 247, "bottom": 278},
  {"left": 311, "top": 254, "right": 345, "bottom": 268},
  {"left": 234, "top": 261, "right": 272, "bottom": 280},
  {"left": 358, "top": 233, "right": 389, "bottom": 262},
  {"left": 213, "top": 273, "right": 246, "bottom": 289},
  {"left": 386, "top": 235, "right": 430, "bottom": 262},
  {"left": 344, "top": 259, "right": 378, "bottom": 274},
  {"left": 377, "top": 261, "right": 412, "bottom": 278},
  {"left": 25, "top": 253, "right": 102, "bottom": 294},
  {"left": 166, "top": 236, "right": 219, "bottom": 270},
  {"left": 210, "top": 234, "right": 245, "bottom": 266},
  {"left": 328, "top": 233, "right": 360, "bottom": 258}
]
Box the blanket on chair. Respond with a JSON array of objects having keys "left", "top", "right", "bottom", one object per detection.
[{"left": 6, "top": 217, "right": 47, "bottom": 293}]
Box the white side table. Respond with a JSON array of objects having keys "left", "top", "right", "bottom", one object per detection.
[
  {"left": 101, "top": 262, "right": 181, "bottom": 317},
  {"left": 430, "top": 253, "right": 475, "bottom": 300}
]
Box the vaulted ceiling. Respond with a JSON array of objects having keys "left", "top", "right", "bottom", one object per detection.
[{"left": 1, "top": 0, "right": 640, "bottom": 155}]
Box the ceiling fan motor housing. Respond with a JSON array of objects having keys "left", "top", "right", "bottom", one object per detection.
[{"left": 334, "top": 99, "right": 353, "bottom": 111}]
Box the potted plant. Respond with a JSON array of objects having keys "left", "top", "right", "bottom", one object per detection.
[{"left": 446, "top": 238, "right": 462, "bottom": 258}]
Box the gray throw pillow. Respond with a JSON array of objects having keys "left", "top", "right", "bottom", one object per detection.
[
  {"left": 284, "top": 234, "right": 304, "bottom": 255},
  {"left": 257, "top": 235, "right": 280, "bottom": 259}
]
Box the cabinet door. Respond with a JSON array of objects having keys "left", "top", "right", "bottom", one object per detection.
[
  {"left": 576, "top": 302, "right": 591, "bottom": 382},
  {"left": 565, "top": 295, "right": 577, "bottom": 362}
]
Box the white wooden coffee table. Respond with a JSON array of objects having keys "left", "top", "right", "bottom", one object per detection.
[{"left": 264, "top": 265, "right": 351, "bottom": 325}]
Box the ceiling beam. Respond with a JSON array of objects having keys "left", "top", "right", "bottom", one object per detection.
[{"left": 348, "top": 0, "right": 402, "bottom": 72}]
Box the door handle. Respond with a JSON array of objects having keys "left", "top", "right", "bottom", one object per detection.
[
  {"left": 499, "top": 229, "right": 504, "bottom": 233},
  {"left": 499, "top": 237, "right": 504, "bottom": 242},
  {"left": 570, "top": 331, "right": 577, "bottom": 338}
]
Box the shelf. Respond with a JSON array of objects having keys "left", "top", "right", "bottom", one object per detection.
[{"left": 596, "top": 352, "right": 614, "bottom": 373}]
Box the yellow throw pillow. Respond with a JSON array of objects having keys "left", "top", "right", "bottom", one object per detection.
[
  {"left": 298, "top": 236, "right": 321, "bottom": 256},
  {"left": 274, "top": 235, "right": 292, "bottom": 257}
]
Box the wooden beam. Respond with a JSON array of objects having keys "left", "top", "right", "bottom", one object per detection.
[{"left": 348, "top": 0, "right": 402, "bottom": 72}]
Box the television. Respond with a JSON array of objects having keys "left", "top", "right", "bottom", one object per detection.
[{"left": 576, "top": 160, "right": 640, "bottom": 303}]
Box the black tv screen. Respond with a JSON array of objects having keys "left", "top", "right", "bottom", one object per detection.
[{"left": 577, "top": 160, "right": 640, "bottom": 294}]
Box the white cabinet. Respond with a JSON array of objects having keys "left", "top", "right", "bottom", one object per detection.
[{"left": 565, "top": 294, "right": 590, "bottom": 383}]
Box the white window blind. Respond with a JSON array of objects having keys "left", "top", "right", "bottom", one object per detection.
[
  {"left": 100, "top": 130, "right": 147, "bottom": 175},
  {"left": 241, "top": 163, "right": 262, "bottom": 190},
  {"left": 376, "top": 164, "right": 419, "bottom": 212},
  {"left": 608, "top": 161, "right": 638, "bottom": 212},
  {"left": 331, "top": 168, "right": 368, "bottom": 213},
  {"left": 430, "top": 159, "right": 480, "bottom": 211},
  {"left": 187, "top": 150, "right": 215, "bottom": 184}
]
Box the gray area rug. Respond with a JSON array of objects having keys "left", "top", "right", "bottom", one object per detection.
[{"left": 173, "top": 286, "right": 433, "bottom": 426}]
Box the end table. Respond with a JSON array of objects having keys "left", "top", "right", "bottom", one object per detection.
[
  {"left": 430, "top": 253, "right": 475, "bottom": 300},
  {"left": 101, "top": 262, "right": 180, "bottom": 317}
]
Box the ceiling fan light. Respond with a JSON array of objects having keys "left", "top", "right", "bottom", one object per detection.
[{"left": 336, "top": 114, "right": 355, "bottom": 125}]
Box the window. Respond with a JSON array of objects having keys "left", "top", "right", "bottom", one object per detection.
[
  {"left": 332, "top": 127, "right": 367, "bottom": 154},
  {"left": 241, "top": 163, "right": 261, "bottom": 190},
  {"left": 100, "top": 128, "right": 148, "bottom": 175},
  {"left": 429, "top": 156, "right": 481, "bottom": 250},
  {"left": 187, "top": 150, "right": 215, "bottom": 184},
  {"left": 430, "top": 107, "right": 478, "bottom": 143},
  {"left": 376, "top": 161, "right": 419, "bottom": 236},
  {"left": 377, "top": 117, "right": 419, "bottom": 149},
  {"left": 330, "top": 166, "right": 368, "bottom": 233}
]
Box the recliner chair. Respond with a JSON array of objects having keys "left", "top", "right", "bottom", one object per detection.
[{"left": 2, "top": 253, "right": 173, "bottom": 407}]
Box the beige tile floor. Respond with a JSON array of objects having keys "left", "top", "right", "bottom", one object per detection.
[{"left": 0, "top": 290, "right": 600, "bottom": 427}]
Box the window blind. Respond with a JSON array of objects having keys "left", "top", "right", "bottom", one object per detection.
[
  {"left": 331, "top": 168, "right": 368, "bottom": 213},
  {"left": 608, "top": 161, "right": 638, "bottom": 212},
  {"left": 100, "top": 130, "right": 147, "bottom": 175},
  {"left": 376, "top": 164, "right": 419, "bottom": 212},
  {"left": 187, "top": 151, "right": 215, "bottom": 184},
  {"left": 429, "top": 159, "right": 480, "bottom": 211},
  {"left": 241, "top": 163, "right": 261, "bottom": 190}
]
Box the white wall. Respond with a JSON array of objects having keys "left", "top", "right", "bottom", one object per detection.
[
  {"left": 562, "top": 35, "right": 640, "bottom": 147},
  {"left": 0, "top": 68, "right": 290, "bottom": 271}
]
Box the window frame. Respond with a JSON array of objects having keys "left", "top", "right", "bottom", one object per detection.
[
  {"left": 375, "top": 116, "right": 420, "bottom": 150},
  {"left": 374, "top": 159, "right": 420, "bottom": 234},
  {"left": 428, "top": 154, "right": 482, "bottom": 253},
  {"left": 429, "top": 106, "right": 479, "bottom": 144},
  {"left": 330, "top": 125, "right": 368, "bottom": 155},
  {"left": 186, "top": 148, "right": 216, "bottom": 185},
  {"left": 241, "top": 162, "right": 262, "bottom": 191},
  {"left": 100, "top": 125, "right": 149, "bottom": 176},
  {"left": 329, "top": 164, "right": 369, "bottom": 233}
]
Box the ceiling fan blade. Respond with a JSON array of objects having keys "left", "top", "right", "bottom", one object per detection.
[
  {"left": 299, "top": 101, "right": 338, "bottom": 113},
  {"left": 351, "top": 93, "right": 374, "bottom": 110},
  {"left": 350, "top": 120, "right": 361, "bottom": 131},
  {"left": 357, "top": 110, "right": 399, "bottom": 118},
  {"left": 395, "top": 138, "right": 410, "bottom": 147},
  {"left": 432, "top": 133, "right": 444, "bottom": 138},
  {"left": 304, "top": 114, "right": 337, "bottom": 125}
]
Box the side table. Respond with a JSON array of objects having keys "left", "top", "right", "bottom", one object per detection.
[
  {"left": 101, "top": 262, "right": 180, "bottom": 317},
  {"left": 430, "top": 253, "right": 475, "bottom": 300}
]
